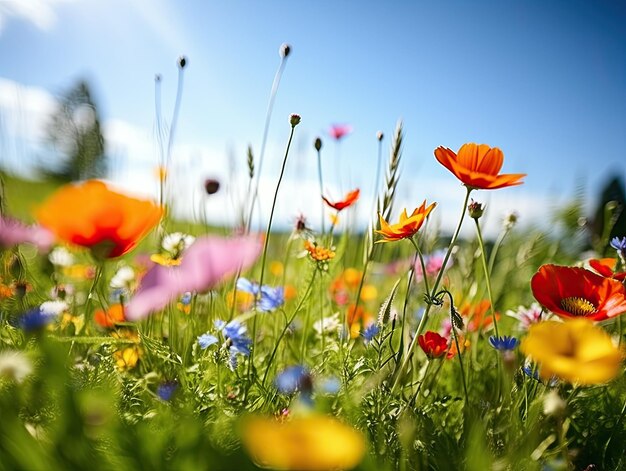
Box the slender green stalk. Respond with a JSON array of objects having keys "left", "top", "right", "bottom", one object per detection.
[
  {"left": 487, "top": 225, "right": 510, "bottom": 276},
  {"left": 409, "top": 236, "right": 430, "bottom": 297},
  {"left": 316, "top": 147, "right": 326, "bottom": 235},
  {"left": 392, "top": 187, "right": 472, "bottom": 391},
  {"left": 245, "top": 50, "right": 289, "bottom": 233},
  {"left": 248, "top": 121, "right": 298, "bottom": 383},
  {"left": 474, "top": 218, "right": 500, "bottom": 338},
  {"left": 261, "top": 269, "right": 317, "bottom": 386}
]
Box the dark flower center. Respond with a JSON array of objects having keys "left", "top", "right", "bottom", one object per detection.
[{"left": 560, "top": 297, "right": 596, "bottom": 316}]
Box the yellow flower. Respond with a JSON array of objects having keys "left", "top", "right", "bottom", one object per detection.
[
  {"left": 270, "top": 261, "right": 284, "bottom": 277},
  {"left": 521, "top": 319, "right": 623, "bottom": 385},
  {"left": 376, "top": 201, "right": 436, "bottom": 243},
  {"left": 111, "top": 329, "right": 142, "bottom": 371},
  {"left": 360, "top": 284, "right": 378, "bottom": 302},
  {"left": 150, "top": 253, "right": 182, "bottom": 266},
  {"left": 226, "top": 289, "right": 255, "bottom": 311},
  {"left": 241, "top": 414, "right": 366, "bottom": 471}
]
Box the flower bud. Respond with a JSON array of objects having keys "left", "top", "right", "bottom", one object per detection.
[
  {"left": 279, "top": 43, "right": 291, "bottom": 58},
  {"left": 289, "top": 113, "right": 301, "bottom": 127},
  {"left": 204, "top": 179, "right": 220, "bottom": 195},
  {"left": 178, "top": 56, "right": 187, "bottom": 69},
  {"left": 376, "top": 131, "right": 384, "bottom": 141},
  {"left": 468, "top": 199, "right": 485, "bottom": 220},
  {"left": 314, "top": 137, "right": 322, "bottom": 151}
]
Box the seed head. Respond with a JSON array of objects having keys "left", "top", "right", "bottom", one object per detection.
[
  {"left": 289, "top": 113, "right": 301, "bottom": 127},
  {"left": 376, "top": 131, "right": 384, "bottom": 141},
  {"left": 178, "top": 56, "right": 187, "bottom": 69},
  {"left": 314, "top": 137, "right": 322, "bottom": 151},
  {"left": 280, "top": 43, "right": 291, "bottom": 58},
  {"left": 204, "top": 179, "right": 220, "bottom": 195}
]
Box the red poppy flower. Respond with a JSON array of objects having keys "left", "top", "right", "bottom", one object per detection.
[
  {"left": 322, "top": 189, "right": 360, "bottom": 211},
  {"left": 328, "top": 124, "right": 353, "bottom": 141},
  {"left": 589, "top": 258, "right": 626, "bottom": 282},
  {"left": 531, "top": 264, "right": 626, "bottom": 321},
  {"left": 418, "top": 331, "right": 448, "bottom": 359},
  {"left": 434, "top": 143, "right": 525, "bottom": 190}
]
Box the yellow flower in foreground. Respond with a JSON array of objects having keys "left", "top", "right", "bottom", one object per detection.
[
  {"left": 521, "top": 319, "right": 623, "bottom": 385},
  {"left": 376, "top": 201, "right": 436, "bottom": 243},
  {"left": 242, "top": 414, "right": 366, "bottom": 471}
]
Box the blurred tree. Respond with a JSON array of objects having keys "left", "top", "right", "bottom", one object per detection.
[
  {"left": 590, "top": 176, "right": 626, "bottom": 255},
  {"left": 45, "top": 80, "right": 106, "bottom": 181}
]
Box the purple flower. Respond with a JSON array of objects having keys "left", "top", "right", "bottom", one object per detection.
[
  {"left": 156, "top": 381, "right": 178, "bottom": 401},
  {"left": 222, "top": 320, "right": 252, "bottom": 356},
  {"left": 489, "top": 335, "right": 518, "bottom": 351},
  {"left": 0, "top": 216, "right": 54, "bottom": 251},
  {"left": 275, "top": 365, "right": 312, "bottom": 394},
  {"left": 361, "top": 323, "right": 380, "bottom": 344},
  {"left": 197, "top": 333, "right": 218, "bottom": 349},
  {"left": 236, "top": 278, "right": 284, "bottom": 312},
  {"left": 611, "top": 236, "right": 626, "bottom": 257},
  {"left": 17, "top": 307, "right": 57, "bottom": 331}
]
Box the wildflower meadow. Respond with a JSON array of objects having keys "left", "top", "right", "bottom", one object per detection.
[{"left": 2, "top": 35, "right": 626, "bottom": 471}]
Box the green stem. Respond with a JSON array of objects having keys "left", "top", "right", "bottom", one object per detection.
[
  {"left": 248, "top": 124, "right": 297, "bottom": 384},
  {"left": 316, "top": 148, "right": 326, "bottom": 235},
  {"left": 261, "top": 269, "right": 317, "bottom": 386},
  {"left": 392, "top": 187, "right": 472, "bottom": 392},
  {"left": 409, "top": 236, "right": 430, "bottom": 297},
  {"left": 474, "top": 218, "right": 500, "bottom": 338},
  {"left": 487, "top": 226, "right": 509, "bottom": 276}
]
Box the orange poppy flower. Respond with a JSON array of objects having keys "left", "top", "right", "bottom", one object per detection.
[
  {"left": 531, "top": 264, "right": 626, "bottom": 321},
  {"left": 94, "top": 304, "right": 126, "bottom": 328},
  {"left": 36, "top": 180, "right": 162, "bottom": 258},
  {"left": 589, "top": 258, "right": 626, "bottom": 282},
  {"left": 459, "top": 299, "right": 499, "bottom": 332},
  {"left": 322, "top": 189, "right": 360, "bottom": 211},
  {"left": 434, "top": 143, "right": 525, "bottom": 190},
  {"left": 376, "top": 201, "right": 436, "bottom": 243}
]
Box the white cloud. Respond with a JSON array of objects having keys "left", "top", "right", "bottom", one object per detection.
[
  {"left": 0, "top": 76, "right": 571, "bottom": 240},
  {"left": 0, "top": 0, "right": 78, "bottom": 33}
]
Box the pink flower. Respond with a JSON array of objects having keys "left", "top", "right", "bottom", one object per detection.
[
  {"left": 414, "top": 250, "right": 451, "bottom": 282},
  {"left": 126, "top": 235, "right": 262, "bottom": 320},
  {"left": 0, "top": 216, "right": 54, "bottom": 251},
  {"left": 328, "top": 124, "right": 353, "bottom": 141}
]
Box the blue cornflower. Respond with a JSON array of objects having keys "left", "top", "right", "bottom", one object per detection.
[
  {"left": 362, "top": 323, "right": 380, "bottom": 344},
  {"left": 222, "top": 320, "right": 252, "bottom": 356},
  {"left": 17, "top": 306, "right": 57, "bottom": 331},
  {"left": 610, "top": 236, "right": 626, "bottom": 256},
  {"left": 156, "top": 381, "right": 178, "bottom": 401},
  {"left": 489, "top": 335, "right": 518, "bottom": 351},
  {"left": 237, "top": 278, "right": 284, "bottom": 312},
  {"left": 180, "top": 292, "right": 192, "bottom": 305},
  {"left": 319, "top": 376, "right": 341, "bottom": 394},
  {"left": 197, "top": 333, "right": 218, "bottom": 349},
  {"left": 275, "top": 365, "right": 312, "bottom": 394}
]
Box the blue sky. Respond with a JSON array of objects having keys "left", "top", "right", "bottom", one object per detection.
[{"left": 1, "top": 0, "right": 625, "bottom": 236}]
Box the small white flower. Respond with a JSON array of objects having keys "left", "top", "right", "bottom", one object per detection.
[
  {"left": 0, "top": 350, "right": 33, "bottom": 383},
  {"left": 48, "top": 247, "right": 74, "bottom": 267},
  {"left": 162, "top": 232, "right": 195, "bottom": 255},
  {"left": 313, "top": 313, "right": 341, "bottom": 335},
  {"left": 40, "top": 300, "right": 68, "bottom": 317},
  {"left": 543, "top": 390, "right": 566, "bottom": 417},
  {"left": 110, "top": 266, "right": 135, "bottom": 289}
]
